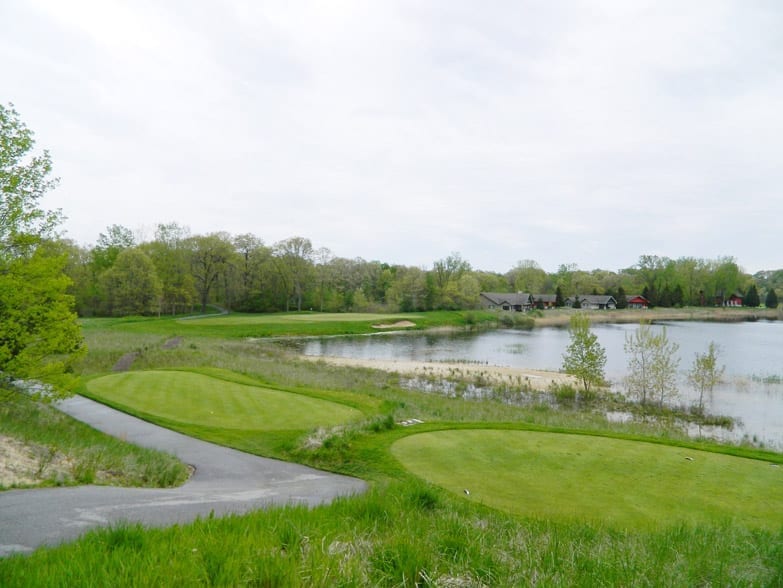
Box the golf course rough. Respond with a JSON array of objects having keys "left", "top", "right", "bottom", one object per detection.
[
  {"left": 86, "top": 370, "right": 363, "bottom": 431},
  {"left": 391, "top": 429, "right": 783, "bottom": 529}
]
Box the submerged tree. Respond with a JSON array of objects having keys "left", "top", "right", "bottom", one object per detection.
[
  {"left": 562, "top": 313, "right": 607, "bottom": 395},
  {"left": 624, "top": 322, "right": 680, "bottom": 407},
  {"left": 687, "top": 342, "right": 724, "bottom": 414}
]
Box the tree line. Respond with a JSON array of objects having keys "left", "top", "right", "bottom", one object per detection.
[{"left": 53, "top": 229, "right": 779, "bottom": 317}]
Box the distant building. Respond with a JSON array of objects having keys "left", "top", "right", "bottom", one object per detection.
[
  {"left": 566, "top": 295, "right": 617, "bottom": 310},
  {"left": 626, "top": 295, "right": 650, "bottom": 309},
  {"left": 479, "top": 292, "right": 532, "bottom": 312},
  {"left": 531, "top": 294, "right": 558, "bottom": 309}
]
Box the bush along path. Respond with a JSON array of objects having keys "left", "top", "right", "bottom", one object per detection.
[{"left": 0, "top": 395, "right": 367, "bottom": 557}]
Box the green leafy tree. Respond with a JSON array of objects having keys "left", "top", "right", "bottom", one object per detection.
[
  {"left": 624, "top": 323, "right": 680, "bottom": 407},
  {"left": 0, "top": 104, "right": 84, "bottom": 398},
  {"left": 0, "top": 104, "right": 61, "bottom": 255},
  {"left": 143, "top": 222, "right": 195, "bottom": 315},
  {"left": 100, "top": 248, "right": 162, "bottom": 316},
  {"left": 507, "top": 259, "right": 547, "bottom": 294},
  {"left": 616, "top": 286, "right": 628, "bottom": 309},
  {"left": 187, "top": 233, "right": 235, "bottom": 313},
  {"left": 272, "top": 236, "right": 314, "bottom": 311},
  {"left": 743, "top": 284, "right": 760, "bottom": 307},
  {"left": 562, "top": 313, "right": 607, "bottom": 395},
  {"left": 765, "top": 288, "right": 778, "bottom": 309},
  {"left": 687, "top": 342, "right": 724, "bottom": 414},
  {"left": 555, "top": 285, "right": 565, "bottom": 308}
]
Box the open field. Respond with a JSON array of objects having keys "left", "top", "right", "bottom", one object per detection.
[{"left": 393, "top": 429, "right": 783, "bottom": 529}]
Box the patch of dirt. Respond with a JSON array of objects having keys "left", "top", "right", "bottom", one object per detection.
[
  {"left": 371, "top": 320, "right": 416, "bottom": 329},
  {"left": 162, "top": 336, "right": 184, "bottom": 350},
  {"left": 113, "top": 352, "right": 139, "bottom": 372},
  {"left": 0, "top": 435, "right": 73, "bottom": 488}
]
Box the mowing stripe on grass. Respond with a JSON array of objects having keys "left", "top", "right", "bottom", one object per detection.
[
  {"left": 392, "top": 429, "right": 783, "bottom": 529},
  {"left": 86, "top": 370, "right": 362, "bottom": 431}
]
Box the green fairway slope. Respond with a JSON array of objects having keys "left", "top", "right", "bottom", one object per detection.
[
  {"left": 86, "top": 370, "right": 362, "bottom": 431},
  {"left": 392, "top": 429, "right": 783, "bottom": 529}
]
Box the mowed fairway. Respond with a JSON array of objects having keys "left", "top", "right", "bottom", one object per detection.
[
  {"left": 392, "top": 429, "right": 783, "bottom": 529},
  {"left": 86, "top": 370, "right": 362, "bottom": 430}
]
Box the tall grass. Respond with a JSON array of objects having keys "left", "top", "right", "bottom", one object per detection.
[
  {"left": 2, "top": 479, "right": 781, "bottom": 586},
  {"left": 0, "top": 391, "right": 189, "bottom": 489}
]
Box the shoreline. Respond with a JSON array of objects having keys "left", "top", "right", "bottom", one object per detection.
[
  {"left": 528, "top": 306, "right": 780, "bottom": 328},
  {"left": 300, "top": 355, "right": 577, "bottom": 391}
]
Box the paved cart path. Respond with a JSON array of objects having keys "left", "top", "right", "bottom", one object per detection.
[{"left": 0, "top": 395, "right": 367, "bottom": 557}]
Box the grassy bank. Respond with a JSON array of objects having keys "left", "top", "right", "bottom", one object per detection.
[
  {"left": 0, "top": 391, "right": 188, "bottom": 489},
  {"left": 2, "top": 478, "right": 782, "bottom": 586}
]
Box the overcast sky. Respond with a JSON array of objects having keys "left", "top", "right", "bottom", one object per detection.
[{"left": 2, "top": 1, "right": 781, "bottom": 274}]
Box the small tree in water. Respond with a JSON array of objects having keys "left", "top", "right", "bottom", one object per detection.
[
  {"left": 687, "top": 342, "right": 724, "bottom": 414},
  {"left": 624, "top": 322, "right": 680, "bottom": 407},
  {"left": 562, "top": 313, "right": 607, "bottom": 396}
]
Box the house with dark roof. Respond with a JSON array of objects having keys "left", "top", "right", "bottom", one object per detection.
[
  {"left": 566, "top": 295, "right": 617, "bottom": 310},
  {"left": 479, "top": 292, "right": 533, "bottom": 312}
]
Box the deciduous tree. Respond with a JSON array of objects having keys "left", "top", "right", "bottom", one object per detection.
[
  {"left": 0, "top": 104, "right": 84, "bottom": 397},
  {"left": 624, "top": 323, "right": 680, "bottom": 406},
  {"left": 100, "top": 248, "right": 162, "bottom": 316},
  {"left": 187, "top": 233, "right": 234, "bottom": 313},
  {"left": 562, "top": 313, "right": 607, "bottom": 395},
  {"left": 687, "top": 342, "right": 724, "bottom": 414},
  {"left": 272, "top": 236, "right": 314, "bottom": 311}
]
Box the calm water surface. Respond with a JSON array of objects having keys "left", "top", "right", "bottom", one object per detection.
[{"left": 301, "top": 320, "right": 783, "bottom": 449}]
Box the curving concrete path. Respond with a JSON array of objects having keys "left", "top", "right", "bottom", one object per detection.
[{"left": 0, "top": 395, "right": 367, "bottom": 557}]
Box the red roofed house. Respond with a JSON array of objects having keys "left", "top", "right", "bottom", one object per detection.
[{"left": 626, "top": 295, "right": 650, "bottom": 309}]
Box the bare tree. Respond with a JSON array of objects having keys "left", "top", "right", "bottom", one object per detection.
[
  {"left": 687, "top": 342, "right": 724, "bottom": 413},
  {"left": 624, "top": 323, "right": 680, "bottom": 407}
]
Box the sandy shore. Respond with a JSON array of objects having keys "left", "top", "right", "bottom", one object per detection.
[{"left": 301, "top": 355, "right": 576, "bottom": 390}]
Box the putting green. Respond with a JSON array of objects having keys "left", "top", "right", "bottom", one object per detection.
[
  {"left": 87, "top": 370, "right": 362, "bottom": 430},
  {"left": 392, "top": 429, "right": 783, "bottom": 529}
]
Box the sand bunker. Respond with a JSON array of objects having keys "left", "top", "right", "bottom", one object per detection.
[{"left": 371, "top": 320, "right": 416, "bottom": 329}]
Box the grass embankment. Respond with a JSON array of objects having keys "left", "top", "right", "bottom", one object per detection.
[
  {"left": 0, "top": 391, "right": 188, "bottom": 489},
  {"left": 2, "top": 480, "right": 781, "bottom": 586},
  {"left": 2, "top": 311, "right": 783, "bottom": 585}
]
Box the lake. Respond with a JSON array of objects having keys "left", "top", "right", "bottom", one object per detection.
[{"left": 299, "top": 320, "right": 783, "bottom": 449}]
